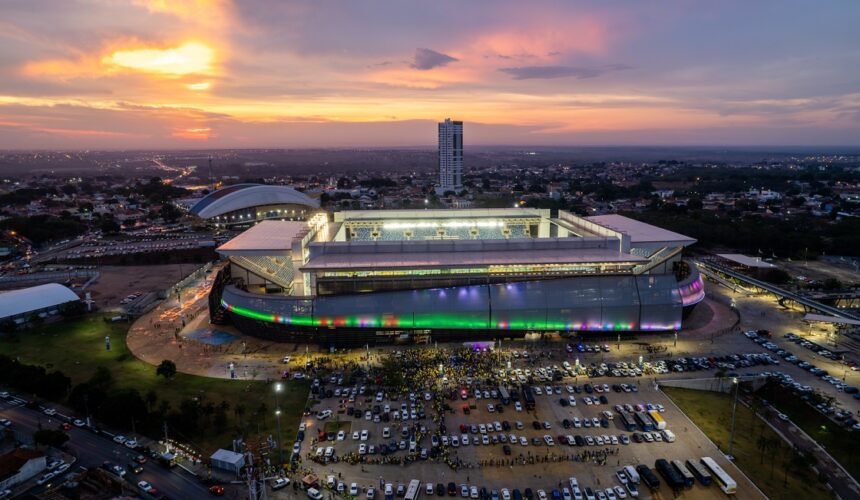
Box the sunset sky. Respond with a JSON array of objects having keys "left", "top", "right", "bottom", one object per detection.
[{"left": 1, "top": 0, "right": 859, "bottom": 149}]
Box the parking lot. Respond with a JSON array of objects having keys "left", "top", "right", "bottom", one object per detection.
[{"left": 293, "top": 347, "right": 762, "bottom": 500}]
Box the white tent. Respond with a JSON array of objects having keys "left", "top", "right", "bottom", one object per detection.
[{"left": 209, "top": 449, "right": 244, "bottom": 474}]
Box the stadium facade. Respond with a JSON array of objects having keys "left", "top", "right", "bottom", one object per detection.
[
  {"left": 188, "top": 183, "right": 319, "bottom": 229},
  {"left": 209, "top": 208, "right": 705, "bottom": 346}
]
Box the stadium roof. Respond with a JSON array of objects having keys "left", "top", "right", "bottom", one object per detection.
[
  {"left": 0, "top": 283, "right": 79, "bottom": 321},
  {"left": 217, "top": 221, "right": 308, "bottom": 256},
  {"left": 716, "top": 253, "right": 777, "bottom": 269},
  {"left": 585, "top": 214, "right": 696, "bottom": 246},
  {"left": 301, "top": 247, "right": 646, "bottom": 271},
  {"left": 189, "top": 184, "right": 319, "bottom": 219}
]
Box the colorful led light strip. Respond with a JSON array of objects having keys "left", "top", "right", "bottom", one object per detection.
[{"left": 221, "top": 299, "right": 678, "bottom": 332}]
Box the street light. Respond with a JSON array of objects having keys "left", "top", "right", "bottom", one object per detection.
[
  {"left": 728, "top": 377, "right": 739, "bottom": 456},
  {"left": 274, "top": 383, "right": 284, "bottom": 465}
]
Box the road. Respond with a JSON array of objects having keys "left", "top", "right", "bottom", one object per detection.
[{"left": 0, "top": 397, "right": 214, "bottom": 499}]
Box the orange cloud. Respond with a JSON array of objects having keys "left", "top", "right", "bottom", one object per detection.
[{"left": 172, "top": 127, "right": 212, "bottom": 140}]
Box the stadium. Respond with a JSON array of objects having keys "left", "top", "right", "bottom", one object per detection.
[
  {"left": 188, "top": 183, "right": 320, "bottom": 229},
  {"left": 208, "top": 208, "right": 705, "bottom": 346}
]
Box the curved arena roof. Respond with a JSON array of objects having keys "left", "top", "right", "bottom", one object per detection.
[
  {"left": 189, "top": 184, "right": 319, "bottom": 219},
  {"left": 0, "top": 283, "right": 79, "bottom": 320}
]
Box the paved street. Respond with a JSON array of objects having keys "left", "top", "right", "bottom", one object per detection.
[{"left": 0, "top": 397, "right": 216, "bottom": 499}]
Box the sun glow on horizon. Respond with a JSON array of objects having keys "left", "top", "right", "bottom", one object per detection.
[{"left": 104, "top": 41, "right": 215, "bottom": 76}]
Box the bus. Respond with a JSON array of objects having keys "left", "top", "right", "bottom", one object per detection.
[
  {"left": 635, "top": 465, "right": 660, "bottom": 490},
  {"left": 523, "top": 386, "right": 536, "bottom": 410},
  {"left": 499, "top": 386, "right": 510, "bottom": 405},
  {"left": 671, "top": 460, "right": 695, "bottom": 488},
  {"left": 685, "top": 459, "right": 712, "bottom": 486},
  {"left": 654, "top": 459, "right": 685, "bottom": 490},
  {"left": 634, "top": 411, "right": 654, "bottom": 432},
  {"left": 618, "top": 412, "right": 637, "bottom": 432},
  {"left": 700, "top": 457, "right": 737, "bottom": 495},
  {"left": 405, "top": 480, "right": 421, "bottom": 500},
  {"left": 648, "top": 410, "right": 666, "bottom": 430}
]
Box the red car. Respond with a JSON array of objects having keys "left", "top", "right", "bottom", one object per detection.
[{"left": 209, "top": 485, "right": 225, "bottom": 496}]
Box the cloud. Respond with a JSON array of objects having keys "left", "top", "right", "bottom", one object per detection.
[
  {"left": 410, "top": 48, "right": 458, "bottom": 70},
  {"left": 499, "top": 64, "right": 631, "bottom": 80}
]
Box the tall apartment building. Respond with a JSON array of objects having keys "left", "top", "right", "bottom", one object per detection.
[{"left": 437, "top": 118, "right": 463, "bottom": 195}]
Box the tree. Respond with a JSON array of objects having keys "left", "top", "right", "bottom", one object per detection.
[
  {"left": 144, "top": 390, "right": 158, "bottom": 412},
  {"left": 34, "top": 429, "right": 69, "bottom": 448},
  {"left": 156, "top": 360, "right": 177, "bottom": 380}
]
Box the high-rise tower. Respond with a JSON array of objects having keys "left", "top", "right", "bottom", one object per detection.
[{"left": 437, "top": 118, "right": 463, "bottom": 195}]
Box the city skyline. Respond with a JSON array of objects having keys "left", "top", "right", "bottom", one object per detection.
[{"left": 1, "top": 1, "right": 859, "bottom": 149}]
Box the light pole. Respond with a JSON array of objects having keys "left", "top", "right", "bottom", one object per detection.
[
  {"left": 728, "top": 377, "right": 739, "bottom": 456},
  {"left": 274, "top": 383, "right": 284, "bottom": 465}
]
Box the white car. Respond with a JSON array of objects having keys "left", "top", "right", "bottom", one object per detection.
[
  {"left": 515, "top": 402, "right": 523, "bottom": 412},
  {"left": 352, "top": 431, "right": 360, "bottom": 440},
  {"left": 124, "top": 439, "right": 138, "bottom": 449},
  {"left": 72, "top": 419, "right": 86, "bottom": 427},
  {"left": 544, "top": 435, "right": 555, "bottom": 446},
  {"left": 272, "top": 478, "right": 290, "bottom": 490},
  {"left": 138, "top": 480, "right": 155, "bottom": 492},
  {"left": 43, "top": 408, "right": 57, "bottom": 416},
  {"left": 367, "top": 487, "right": 376, "bottom": 499},
  {"left": 113, "top": 435, "right": 127, "bottom": 444},
  {"left": 55, "top": 463, "right": 70, "bottom": 474},
  {"left": 351, "top": 483, "right": 360, "bottom": 496},
  {"left": 361, "top": 430, "right": 369, "bottom": 441},
  {"left": 337, "top": 430, "right": 346, "bottom": 441},
  {"left": 502, "top": 489, "right": 511, "bottom": 500}
]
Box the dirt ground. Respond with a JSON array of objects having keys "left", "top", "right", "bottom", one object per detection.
[
  {"left": 86, "top": 264, "right": 186, "bottom": 309},
  {"left": 779, "top": 258, "right": 860, "bottom": 286}
]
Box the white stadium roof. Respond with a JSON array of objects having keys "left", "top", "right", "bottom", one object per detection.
[
  {"left": 217, "top": 220, "right": 308, "bottom": 256},
  {"left": 585, "top": 214, "right": 697, "bottom": 246},
  {"left": 0, "top": 283, "right": 79, "bottom": 320},
  {"left": 189, "top": 184, "right": 319, "bottom": 219}
]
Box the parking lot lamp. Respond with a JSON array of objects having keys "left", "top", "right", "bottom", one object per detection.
[
  {"left": 275, "top": 383, "right": 284, "bottom": 465},
  {"left": 728, "top": 377, "right": 739, "bottom": 456}
]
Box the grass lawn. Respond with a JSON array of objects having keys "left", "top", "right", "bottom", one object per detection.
[
  {"left": 663, "top": 386, "right": 827, "bottom": 500},
  {"left": 758, "top": 382, "right": 860, "bottom": 481},
  {"left": 0, "top": 315, "right": 309, "bottom": 456}
]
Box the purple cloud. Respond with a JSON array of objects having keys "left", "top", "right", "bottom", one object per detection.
[
  {"left": 411, "top": 48, "right": 458, "bottom": 70},
  {"left": 500, "top": 64, "right": 631, "bottom": 80}
]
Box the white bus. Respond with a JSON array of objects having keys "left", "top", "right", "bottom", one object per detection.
[
  {"left": 405, "top": 479, "right": 421, "bottom": 500},
  {"left": 700, "top": 457, "right": 737, "bottom": 495}
]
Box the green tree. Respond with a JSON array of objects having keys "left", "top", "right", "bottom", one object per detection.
[
  {"left": 34, "top": 429, "right": 69, "bottom": 448},
  {"left": 156, "top": 360, "right": 177, "bottom": 380}
]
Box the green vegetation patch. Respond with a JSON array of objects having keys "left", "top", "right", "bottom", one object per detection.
[
  {"left": 0, "top": 315, "right": 309, "bottom": 456},
  {"left": 663, "top": 386, "right": 826, "bottom": 500}
]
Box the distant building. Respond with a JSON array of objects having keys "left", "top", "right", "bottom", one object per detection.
[
  {"left": 436, "top": 119, "right": 463, "bottom": 195},
  {"left": 0, "top": 448, "right": 46, "bottom": 490}
]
